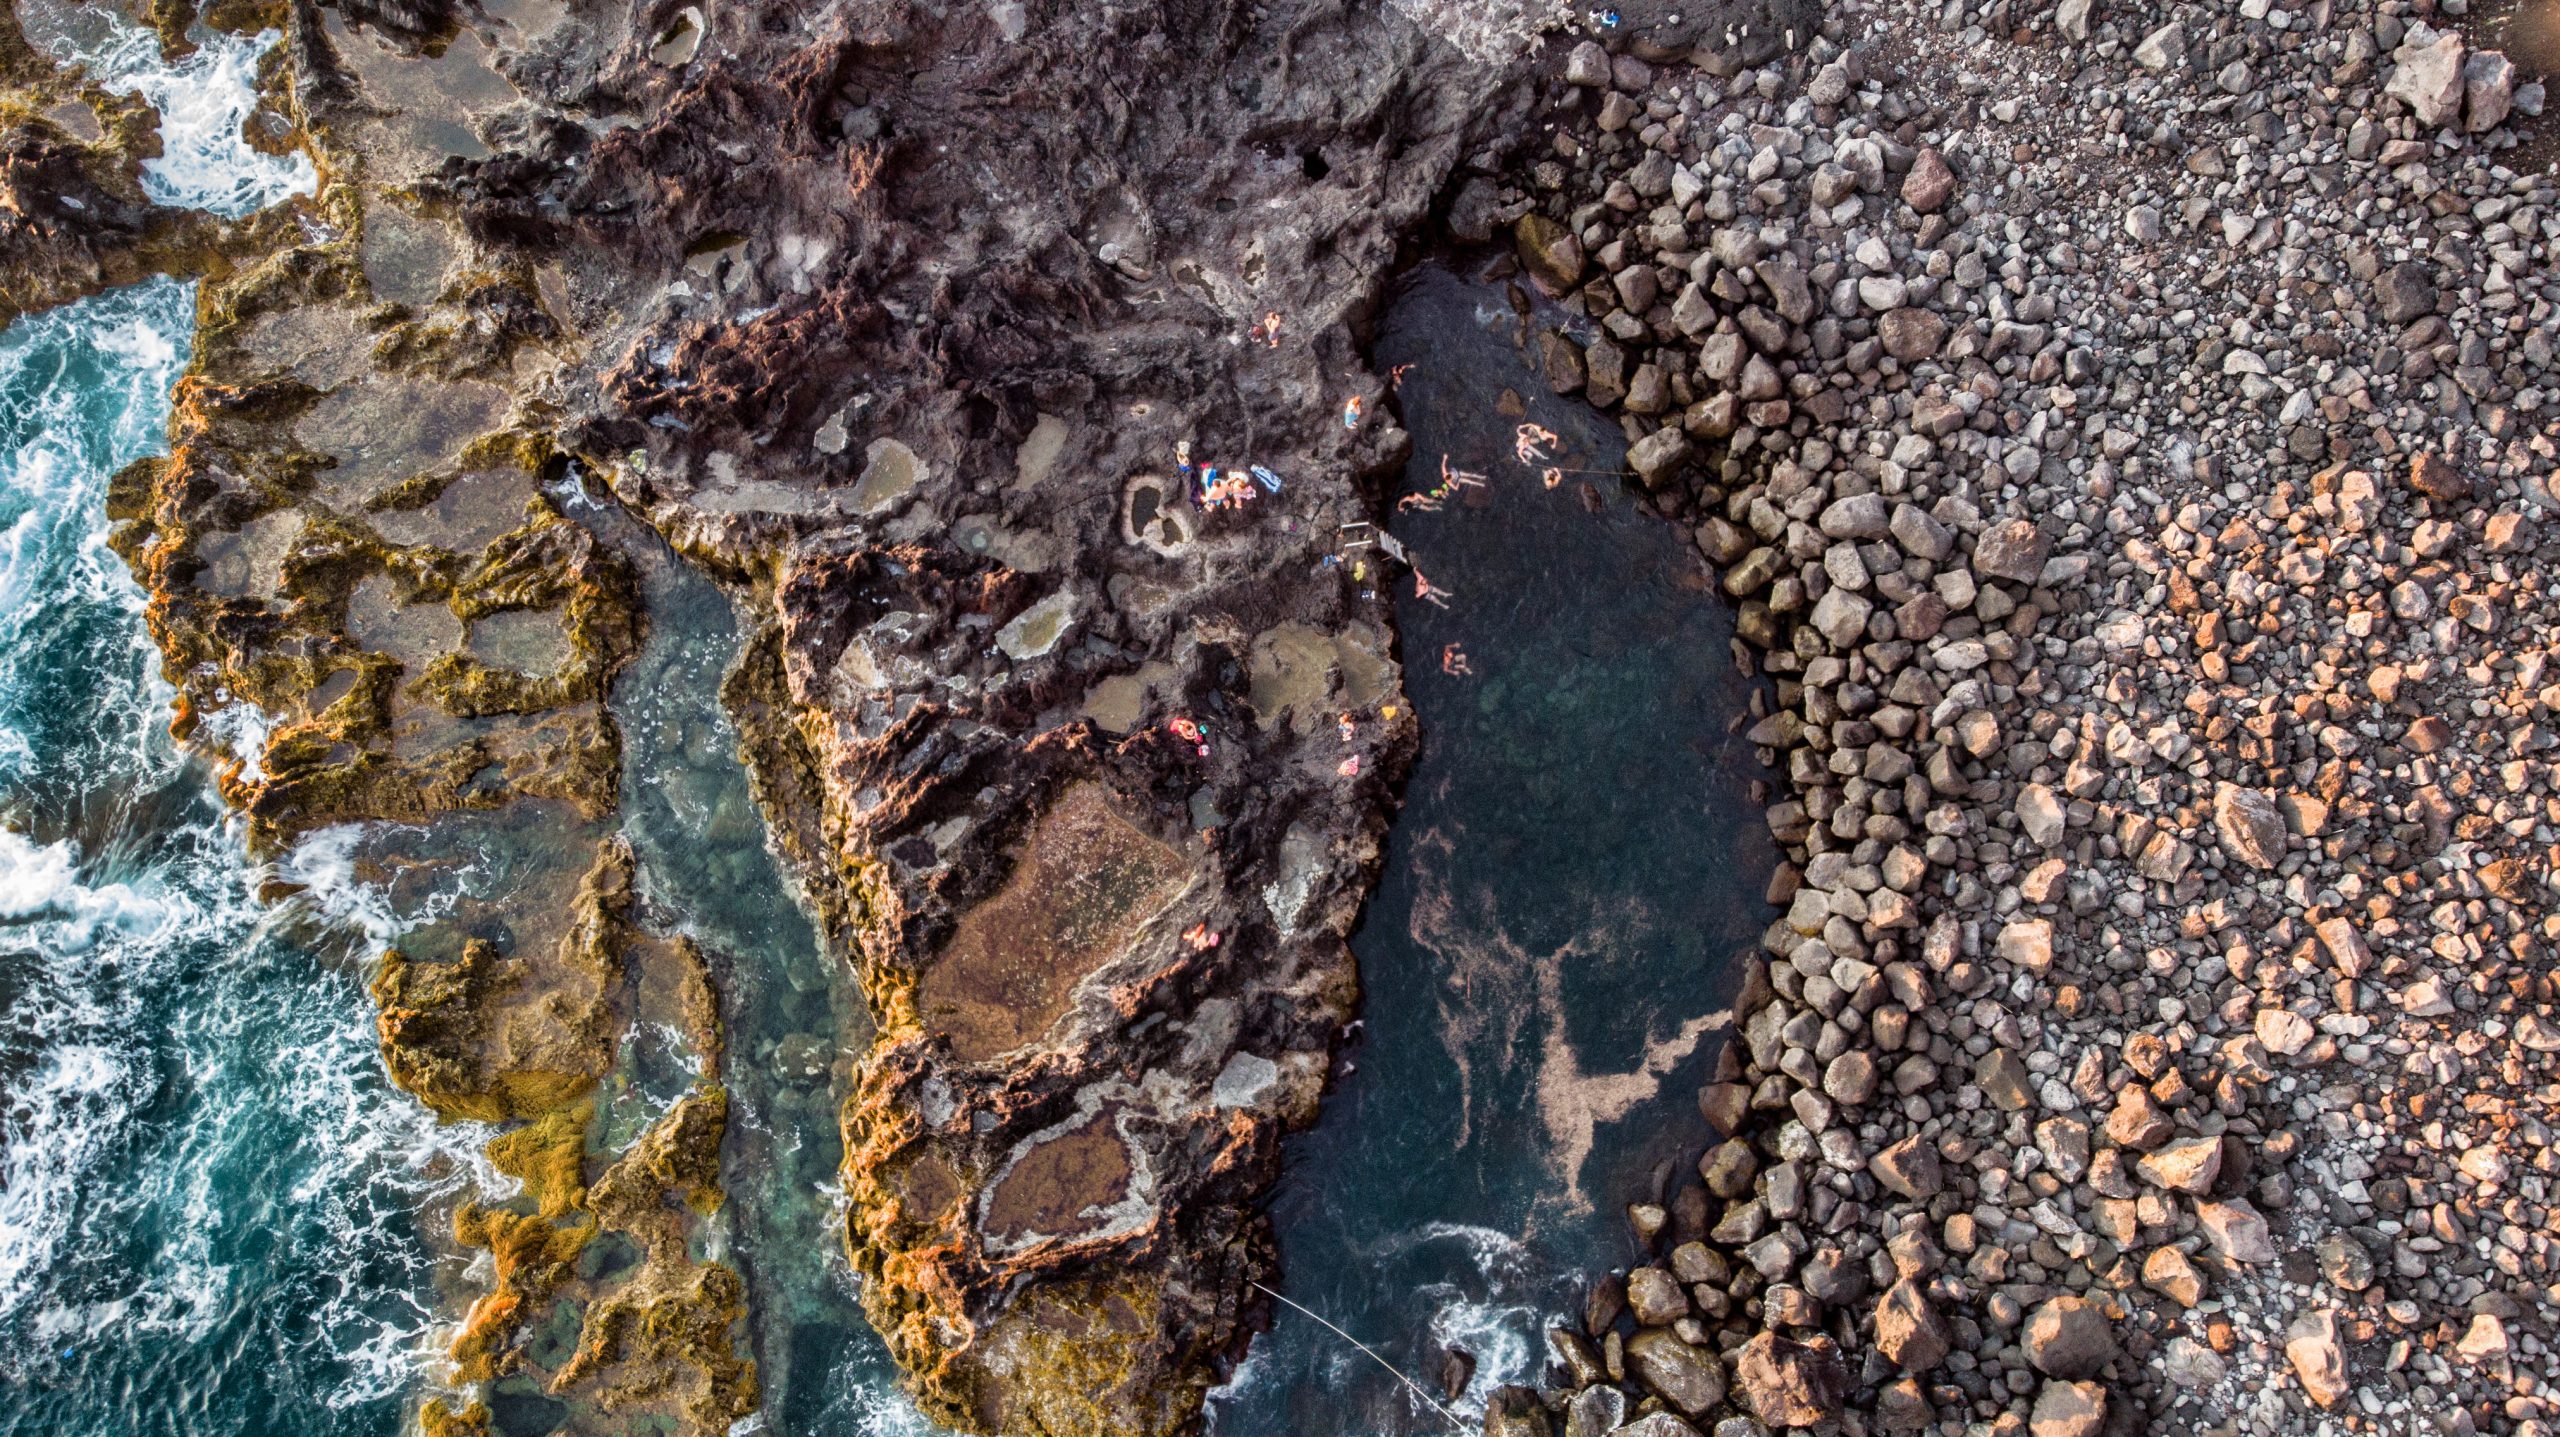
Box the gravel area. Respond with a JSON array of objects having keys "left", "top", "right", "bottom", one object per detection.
[{"left": 1470, "top": 0, "right": 2560, "bottom": 1431}]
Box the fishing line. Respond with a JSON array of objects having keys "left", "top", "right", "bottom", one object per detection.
[{"left": 1250, "top": 1279, "right": 1470, "bottom": 1433}]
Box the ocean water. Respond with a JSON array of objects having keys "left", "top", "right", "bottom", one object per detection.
[
  {"left": 16, "top": 1, "right": 317, "bottom": 217},
  {"left": 0, "top": 15, "right": 465, "bottom": 1437},
  {"left": 1210, "top": 265, "right": 1772, "bottom": 1435},
  {"left": 0, "top": 278, "right": 494, "bottom": 1436}
]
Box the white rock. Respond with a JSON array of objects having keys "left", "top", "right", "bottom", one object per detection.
[
  {"left": 2196, "top": 1199, "right": 2277, "bottom": 1264},
  {"left": 2401, "top": 977, "right": 2455, "bottom": 1017},
  {"left": 2212, "top": 784, "right": 2286, "bottom": 870},
  {"left": 2388, "top": 25, "right": 2467, "bottom": 128},
  {"left": 1997, "top": 918, "right": 2055, "bottom": 972},
  {"left": 2163, "top": 1336, "right": 2226, "bottom": 1388},
  {"left": 2255, "top": 1009, "right": 2314, "bottom": 1057},
  {"left": 2465, "top": 48, "right": 2517, "bottom": 133},
  {"left": 1811, "top": 587, "right": 1873, "bottom": 647},
  {"left": 2016, "top": 785, "right": 2065, "bottom": 847},
  {"left": 2134, "top": 22, "right": 2184, "bottom": 70}
]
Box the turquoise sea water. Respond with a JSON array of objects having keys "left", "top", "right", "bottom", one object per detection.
[
  {"left": 0, "top": 279, "right": 487, "bottom": 1437},
  {"left": 0, "top": 14, "right": 471, "bottom": 1437}
]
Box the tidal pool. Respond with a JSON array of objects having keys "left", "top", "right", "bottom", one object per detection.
[
  {"left": 1212, "top": 265, "right": 1773, "bottom": 1434},
  {"left": 573, "top": 490, "right": 929, "bottom": 1437}
]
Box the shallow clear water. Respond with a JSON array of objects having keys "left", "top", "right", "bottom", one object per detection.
[
  {"left": 571, "top": 489, "right": 933, "bottom": 1437},
  {"left": 1210, "top": 265, "right": 1772, "bottom": 1435}
]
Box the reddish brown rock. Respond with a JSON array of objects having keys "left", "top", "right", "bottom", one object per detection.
[
  {"left": 2409, "top": 451, "right": 2472, "bottom": 502},
  {"left": 1902, "top": 146, "right": 1956, "bottom": 212},
  {"left": 1734, "top": 1332, "right": 1849, "bottom": 1426}
]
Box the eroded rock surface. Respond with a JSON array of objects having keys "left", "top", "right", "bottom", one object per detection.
[{"left": 52, "top": 0, "right": 1571, "bottom": 1431}]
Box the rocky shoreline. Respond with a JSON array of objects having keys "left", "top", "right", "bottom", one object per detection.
[
  {"left": 1480, "top": 3, "right": 2560, "bottom": 1435},
  {"left": 11, "top": 0, "right": 2560, "bottom": 1432}
]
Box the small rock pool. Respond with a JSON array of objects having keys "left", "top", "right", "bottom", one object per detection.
[{"left": 1211, "top": 265, "right": 1775, "bottom": 1433}]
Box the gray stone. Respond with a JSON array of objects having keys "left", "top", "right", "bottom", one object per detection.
[
  {"left": 1611, "top": 1416, "right": 1701, "bottom": 1437},
  {"left": 2164, "top": 1336, "right": 2226, "bottom": 1388},
  {"left": 1628, "top": 428, "right": 1691, "bottom": 488},
  {"left": 1565, "top": 40, "right": 1611, "bottom": 87},
  {"left": 2015, "top": 787, "right": 2065, "bottom": 848},
  {"left": 1820, "top": 492, "right": 1890, "bottom": 540},
  {"left": 1563, "top": 1385, "right": 1626, "bottom": 1437},
  {"left": 2023, "top": 1295, "right": 2117, "bottom": 1379},
  {"left": 1626, "top": 1329, "right": 1726, "bottom": 1416},
  {"left": 1671, "top": 282, "right": 1715, "bottom": 336},
  {"left": 1890, "top": 503, "right": 1952, "bottom": 561},
  {"left": 1976, "top": 1047, "right": 2032, "bottom": 1110},
  {"left": 2196, "top": 1198, "right": 2278, "bottom": 1264},
  {"left": 2212, "top": 784, "right": 2285, "bottom": 870},
  {"left": 2134, "top": 21, "right": 2184, "bottom": 70},
  {"left": 2466, "top": 48, "right": 2517, "bottom": 131},
  {"left": 2375, "top": 261, "right": 2438, "bottom": 324},
  {"left": 1810, "top": 587, "right": 1873, "bottom": 647}
]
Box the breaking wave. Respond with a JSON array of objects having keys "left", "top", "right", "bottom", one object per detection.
[
  {"left": 14, "top": 1, "right": 317, "bottom": 216},
  {"left": 0, "top": 287, "right": 477, "bottom": 1433}
]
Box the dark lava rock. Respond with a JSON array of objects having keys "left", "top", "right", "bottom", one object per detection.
[
  {"left": 2024, "top": 1295, "right": 2120, "bottom": 1379},
  {"left": 2410, "top": 450, "right": 2473, "bottom": 501},
  {"left": 90, "top": 0, "right": 1561, "bottom": 1431},
  {"left": 2376, "top": 260, "right": 2439, "bottom": 324}
]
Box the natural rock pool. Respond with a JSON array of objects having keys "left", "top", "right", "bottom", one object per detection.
[
  {"left": 572, "top": 494, "right": 928, "bottom": 1436},
  {"left": 1212, "top": 266, "right": 1773, "bottom": 1434}
]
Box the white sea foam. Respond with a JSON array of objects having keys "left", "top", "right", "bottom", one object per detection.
[
  {"left": 0, "top": 0, "right": 488, "bottom": 1417},
  {"left": 813, "top": 1358, "right": 943, "bottom": 1437},
  {"left": 196, "top": 699, "right": 273, "bottom": 782},
  {"left": 0, "top": 830, "right": 187, "bottom": 1318},
  {"left": 0, "top": 288, "right": 469, "bottom": 1412},
  {"left": 15, "top": 2, "right": 317, "bottom": 217},
  {"left": 275, "top": 823, "right": 414, "bottom": 949},
  {"left": 1402, "top": 1223, "right": 1547, "bottom": 1419}
]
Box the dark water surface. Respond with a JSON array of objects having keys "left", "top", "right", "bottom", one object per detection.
[{"left": 1212, "top": 266, "right": 1772, "bottom": 1435}]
